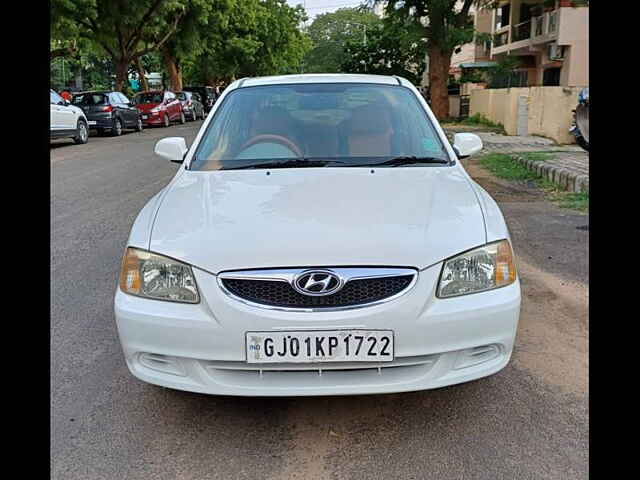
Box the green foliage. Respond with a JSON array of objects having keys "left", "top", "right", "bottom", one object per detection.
[
  {"left": 461, "top": 113, "right": 504, "bottom": 132},
  {"left": 183, "top": 0, "right": 310, "bottom": 84},
  {"left": 459, "top": 69, "right": 485, "bottom": 84},
  {"left": 479, "top": 153, "right": 589, "bottom": 211},
  {"left": 480, "top": 153, "right": 540, "bottom": 181},
  {"left": 303, "top": 7, "right": 381, "bottom": 74},
  {"left": 340, "top": 13, "right": 426, "bottom": 84}
]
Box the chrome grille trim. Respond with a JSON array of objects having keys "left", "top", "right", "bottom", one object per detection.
[{"left": 217, "top": 267, "right": 418, "bottom": 312}]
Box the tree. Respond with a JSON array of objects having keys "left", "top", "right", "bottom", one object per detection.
[
  {"left": 51, "top": 0, "right": 187, "bottom": 91},
  {"left": 379, "top": 0, "right": 491, "bottom": 119},
  {"left": 182, "top": 0, "right": 310, "bottom": 85},
  {"left": 154, "top": 0, "right": 233, "bottom": 91},
  {"left": 341, "top": 14, "right": 426, "bottom": 85},
  {"left": 304, "top": 7, "right": 381, "bottom": 73}
]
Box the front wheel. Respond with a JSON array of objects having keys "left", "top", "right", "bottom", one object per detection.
[
  {"left": 163, "top": 114, "right": 170, "bottom": 128},
  {"left": 179, "top": 111, "right": 186, "bottom": 124},
  {"left": 135, "top": 117, "right": 143, "bottom": 132},
  {"left": 575, "top": 135, "right": 589, "bottom": 152},
  {"left": 73, "top": 120, "right": 89, "bottom": 144}
]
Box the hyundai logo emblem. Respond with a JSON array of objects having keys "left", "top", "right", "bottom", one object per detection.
[{"left": 293, "top": 270, "right": 343, "bottom": 296}]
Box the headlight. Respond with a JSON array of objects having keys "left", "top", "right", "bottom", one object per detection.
[
  {"left": 119, "top": 248, "right": 199, "bottom": 303},
  {"left": 150, "top": 107, "right": 160, "bottom": 113},
  {"left": 437, "top": 240, "right": 516, "bottom": 298}
]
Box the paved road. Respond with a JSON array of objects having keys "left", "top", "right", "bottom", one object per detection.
[{"left": 51, "top": 122, "right": 588, "bottom": 480}]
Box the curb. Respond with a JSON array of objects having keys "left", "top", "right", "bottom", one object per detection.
[{"left": 512, "top": 154, "right": 589, "bottom": 194}]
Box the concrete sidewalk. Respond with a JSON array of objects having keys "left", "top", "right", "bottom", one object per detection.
[{"left": 444, "top": 126, "right": 589, "bottom": 194}]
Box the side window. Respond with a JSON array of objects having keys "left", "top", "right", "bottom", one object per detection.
[{"left": 51, "top": 90, "right": 62, "bottom": 104}]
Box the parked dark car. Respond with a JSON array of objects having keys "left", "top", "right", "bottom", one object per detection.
[
  {"left": 182, "top": 86, "right": 216, "bottom": 113},
  {"left": 133, "top": 90, "right": 185, "bottom": 127},
  {"left": 72, "top": 91, "right": 143, "bottom": 136},
  {"left": 176, "top": 91, "right": 205, "bottom": 121}
]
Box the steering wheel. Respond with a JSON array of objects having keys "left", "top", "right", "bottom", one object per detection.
[{"left": 238, "top": 134, "right": 304, "bottom": 158}]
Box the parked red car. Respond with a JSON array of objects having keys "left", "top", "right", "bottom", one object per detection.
[{"left": 133, "top": 90, "right": 185, "bottom": 127}]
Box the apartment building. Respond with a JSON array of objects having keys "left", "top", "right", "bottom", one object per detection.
[{"left": 480, "top": 0, "right": 588, "bottom": 87}]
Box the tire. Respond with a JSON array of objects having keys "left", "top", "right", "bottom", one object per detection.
[
  {"left": 135, "top": 117, "right": 143, "bottom": 132},
  {"left": 179, "top": 111, "right": 186, "bottom": 124},
  {"left": 111, "top": 117, "right": 123, "bottom": 136},
  {"left": 576, "top": 135, "right": 589, "bottom": 152},
  {"left": 73, "top": 120, "right": 89, "bottom": 145},
  {"left": 163, "top": 114, "right": 170, "bottom": 128}
]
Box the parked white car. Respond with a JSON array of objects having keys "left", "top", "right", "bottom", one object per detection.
[
  {"left": 115, "top": 74, "right": 521, "bottom": 397},
  {"left": 50, "top": 89, "right": 89, "bottom": 144}
]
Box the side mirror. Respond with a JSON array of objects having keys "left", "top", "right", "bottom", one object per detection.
[
  {"left": 154, "top": 137, "right": 188, "bottom": 163},
  {"left": 452, "top": 133, "right": 483, "bottom": 159}
]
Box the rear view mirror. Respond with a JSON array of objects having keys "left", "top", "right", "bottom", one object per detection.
[
  {"left": 154, "top": 137, "right": 188, "bottom": 163},
  {"left": 452, "top": 133, "right": 483, "bottom": 159}
]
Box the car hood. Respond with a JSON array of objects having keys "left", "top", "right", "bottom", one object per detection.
[
  {"left": 136, "top": 103, "right": 162, "bottom": 112},
  {"left": 149, "top": 167, "right": 486, "bottom": 273}
]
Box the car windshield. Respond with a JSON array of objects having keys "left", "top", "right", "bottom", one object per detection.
[
  {"left": 135, "top": 93, "right": 163, "bottom": 104},
  {"left": 191, "top": 83, "right": 449, "bottom": 171},
  {"left": 73, "top": 93, "right": 108, "bottom": 105}
]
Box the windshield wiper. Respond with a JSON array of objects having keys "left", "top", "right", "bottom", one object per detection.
[
  {"left": 222, "top": 159, "right": 345, "bottom": 170},
  {"left": 371, "top": 156, "right": 451, "bottom": 167}
]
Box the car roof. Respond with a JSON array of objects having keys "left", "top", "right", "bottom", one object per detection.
[{"left": 237, "top": 74, "right": 410, "bottom": 88}]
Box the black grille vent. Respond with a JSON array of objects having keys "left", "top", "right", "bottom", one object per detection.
[{"left": 221, "top": 275, "right": 414, "bottom": 308}]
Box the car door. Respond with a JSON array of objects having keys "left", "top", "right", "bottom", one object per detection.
[
  {"left": 167, "top": 92, "right": 180, "bottom": 119},
  {"left": 50, "top": 90, "right": 75, "bottom": 130},
  {"left": 163, "top": 92, "right": 173, "bottom": 120},
  {"left": 117, "top": 92, "right": 136, "bottom": 126}
]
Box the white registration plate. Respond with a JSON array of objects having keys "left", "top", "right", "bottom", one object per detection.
[
  {"left": 246, "top": 330, "right": 394, "bottom": 364},
  {"left": 142, "top": 115, "right": 148, "bottom": 119},
  {"left": 87, "top": 120, "right": 97, "bottom": 125}
]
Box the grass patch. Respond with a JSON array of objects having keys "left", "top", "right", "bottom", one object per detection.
[
  {"left": 479, "top": 153, "right": 589, "bottom": 212},
  {"left": 518, "top": 151, "right": 554, "bottom": 162},
  {"left": 538, "top": 179, "right": 589, "bottom": 212},
  {"left": 480, "top": 153, "right": 540, "bottom": 181},
  {"left": 461, "top": 113, "right": 505, "bottom": 133}
]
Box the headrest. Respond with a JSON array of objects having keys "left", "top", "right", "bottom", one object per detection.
[{"left": 347, "top": 104, "right": 392, "bottom": 135}]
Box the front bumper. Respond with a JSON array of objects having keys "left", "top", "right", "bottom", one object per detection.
[
  {"left": 140, "top": 112, "right": 164, "bottom": 125},
  {"left": 114, "top": 263, "right": 521, "bottom": 396}
]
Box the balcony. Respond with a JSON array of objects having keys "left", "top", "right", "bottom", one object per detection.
[
  {"left": 511, "top": 20, "right": 531, "bottom": 42},
  {"left": 492, "top": 9, "right": 559, "bottom": 55}
]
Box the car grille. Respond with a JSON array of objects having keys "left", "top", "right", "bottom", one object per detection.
[{"left": 220, "top": 271, "right": 415, "bottom": 309}]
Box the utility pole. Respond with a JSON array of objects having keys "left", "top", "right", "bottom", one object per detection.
[{"left": 349, "top": 22, "right": 368, "bottom": 73}]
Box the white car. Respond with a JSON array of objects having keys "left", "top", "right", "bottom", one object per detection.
[
  {"left": 50, "top": 89, "right": 89, "bottom": 144},
  {"left": 115, "top": 74, "right": 521, "bottom": 397}
]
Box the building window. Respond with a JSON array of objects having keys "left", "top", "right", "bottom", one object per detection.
[
  {"left": 543, "top": 68, "right": 561, "bottom": 86},
  {"left": 496, "top": 4, "right": 511, "bottom": 29}
]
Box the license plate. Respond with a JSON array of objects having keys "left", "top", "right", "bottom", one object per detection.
[
  {"left": 87, "top": 120, "right": 97, "bottom": 125},
  {"left": 142, "top": 115, "right": 148, "bottom": 119},
  {"left": 246, "top": 330, "right": 394, "bottom": 363}
]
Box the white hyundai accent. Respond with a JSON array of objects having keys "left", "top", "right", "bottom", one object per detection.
[{"left": 115, "top": 74, "right": 521, "bottom": 396}]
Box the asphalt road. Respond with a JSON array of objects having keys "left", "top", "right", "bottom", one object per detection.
[{"left": 51, "top": 122, "right": 588, "bottom": 480}]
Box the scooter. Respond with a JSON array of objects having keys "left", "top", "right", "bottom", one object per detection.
[{"left": 570, "top": 87, "right": 589, "bottom": 152}]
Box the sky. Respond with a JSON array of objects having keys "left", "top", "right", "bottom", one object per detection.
[{"left": 286, "top": 0, "right": 368, "bottom": 22}]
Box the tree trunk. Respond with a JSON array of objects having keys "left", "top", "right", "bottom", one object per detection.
[
  {"left": 114, "top": 59, "right": 129, "bottom": 92},
  {"left": 136, "top": 57, "right": 149, "bottom": 91},
  {"left": 427, "top": 45, "right": 453, "bottom": 120},
  {"left": 162, "top": 46, "right": 182, "bottom": 91}
]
